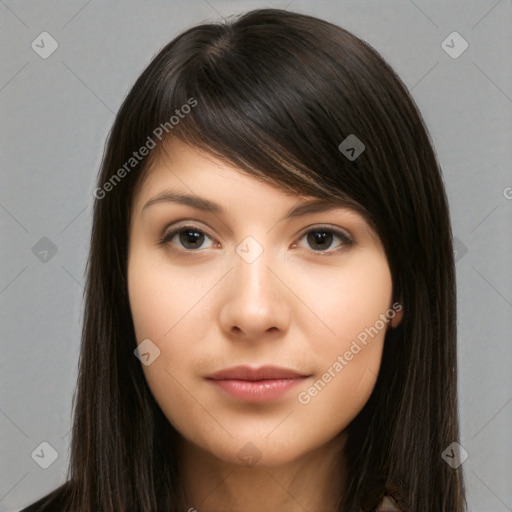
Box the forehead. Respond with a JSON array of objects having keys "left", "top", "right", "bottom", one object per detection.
[
  {"left": 131, "top": 138, "right": 381, "bottom": 245},
  {"left": 135, "top": 139, "right": 306, "bottom": 207}
]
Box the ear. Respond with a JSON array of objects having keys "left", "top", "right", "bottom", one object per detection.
[{"left": 389, "top": 300, "right": 403, "bottom": 328}]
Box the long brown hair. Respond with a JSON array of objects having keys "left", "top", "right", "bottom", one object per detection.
[{"left": 25, "top": 8, "right": 466, "bottom": 512}]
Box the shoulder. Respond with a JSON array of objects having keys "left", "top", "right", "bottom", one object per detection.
[{"left": 18, "top": 482, "right": 71, "bottom": 512}]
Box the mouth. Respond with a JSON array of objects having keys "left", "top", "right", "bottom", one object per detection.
[{"left": 205, "top": 365, "right": 311, "bottom": 403}]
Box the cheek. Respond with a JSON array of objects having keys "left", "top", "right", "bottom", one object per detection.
[
  {"left": 128, "top": 251, "right": 218, "bottom": 343},
  {"left": 293, "top": 251, "right": 394, "bottom": 350},
  {"left": 291, "top": 253, "right": 393, "bottom": 414},
  {"left": 127, "top": 249, "right": 219, "bottom": 410},
  {"left": 128, "top": 253, "right": 213, "bottom": 437}
]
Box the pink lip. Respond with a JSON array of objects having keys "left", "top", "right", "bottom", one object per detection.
[{"left": 206, "top": 365, "right": 310, "bottom": 403}]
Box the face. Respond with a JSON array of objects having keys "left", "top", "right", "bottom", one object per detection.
[{"left": 127, "top": 138, "right": 402, "bottom": 467}]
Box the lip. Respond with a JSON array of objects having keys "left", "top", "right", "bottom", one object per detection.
[{"left": 206, "top": 365, "right": 310, "bottom": 403}]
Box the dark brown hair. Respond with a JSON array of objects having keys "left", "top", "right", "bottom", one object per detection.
[{"left": 23, "top": 8, "right": 466, "bottom": 512}]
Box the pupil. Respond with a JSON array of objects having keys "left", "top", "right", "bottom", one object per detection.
[
  {"left": 180, "top": 230, "right": 203, "bottom": 248},
  {"left": 308, "top": 231, "right": 332, "bottom": 249}
]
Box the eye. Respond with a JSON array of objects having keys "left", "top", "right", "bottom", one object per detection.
[
  {"left": 159, "top": 224, "right": 354, "bottom": 254},
  {"left": 295, "top": 226, "right": 354, "bottom": 253},
  {"left": 159, "top": 225, "right": 215, "bottom": 251}
]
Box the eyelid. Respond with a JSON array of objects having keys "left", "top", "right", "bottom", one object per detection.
[
  {"left": 159, "top": 221, "right": 217, "bottom": 246},
  {"left": 159, "top": 221, "right": 355, "bottom": 253},
  {"left": 296, "top": 224, "right": 354, "bottom": 243}
]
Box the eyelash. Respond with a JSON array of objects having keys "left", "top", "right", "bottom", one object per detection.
[{"left": 158, "top": 224, "right": 354, "bottom": 255}]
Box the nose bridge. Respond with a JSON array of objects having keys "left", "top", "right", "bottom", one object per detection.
[
  {"left": 234, "top": 234, "right": 274, "bottom": 296},
  {"left": 219, "top": 237, "right": 289, "bottom": 336},
  {"left": 236, "top": 242, "right": 275, "bottom": 306}
]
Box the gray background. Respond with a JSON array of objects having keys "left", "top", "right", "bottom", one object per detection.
[{"left": 1, "top": 1, "right": 511, "bottom": 511}]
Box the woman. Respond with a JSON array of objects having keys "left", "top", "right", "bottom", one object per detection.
[{"left": 21, "top": 8, "right": 466, "bottom": 512}]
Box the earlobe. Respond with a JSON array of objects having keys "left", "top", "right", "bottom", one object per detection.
[
  {"left": 391, "top": 309, "right": 403, "bottom": 328},
  {"left": 389, "top": 300, "right": 403, "bottom": 328}
]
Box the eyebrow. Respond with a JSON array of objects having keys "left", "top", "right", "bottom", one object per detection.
[{"left": 141, "top": 190, "right": 358, "bottom": 221}]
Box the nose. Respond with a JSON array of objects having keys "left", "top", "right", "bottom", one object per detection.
[{"left": 218, "top": 246, "right": 291, "bottom": 341}]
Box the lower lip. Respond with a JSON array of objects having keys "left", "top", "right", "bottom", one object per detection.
[{"left": 207, "top": 378, "right": 307, "bottom": 403}]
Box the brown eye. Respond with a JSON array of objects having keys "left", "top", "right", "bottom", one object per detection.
[
  {"left": 161, "top": 226, "right": 214, "bottom": 251},
  {"left": 307, "top": 230, "right": 334, "bottom": 250},
  {"left": 178, "top": 229, "right": 206, "bottom": 249},
  {"left": 298, "top": 227, "right": 354, "bottom": 253}
]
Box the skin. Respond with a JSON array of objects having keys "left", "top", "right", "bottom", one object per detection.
[{"left": 127, "top": 138, "right": 402, "bottom": 512}]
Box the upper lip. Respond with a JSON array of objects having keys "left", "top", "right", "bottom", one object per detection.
[{"left": 206, "top": 365, "right": 310, "bottom": 381}]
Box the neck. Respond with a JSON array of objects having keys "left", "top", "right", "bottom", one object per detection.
[{"left": 178, "top": 432, "right": 347, "bottom": 512}]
